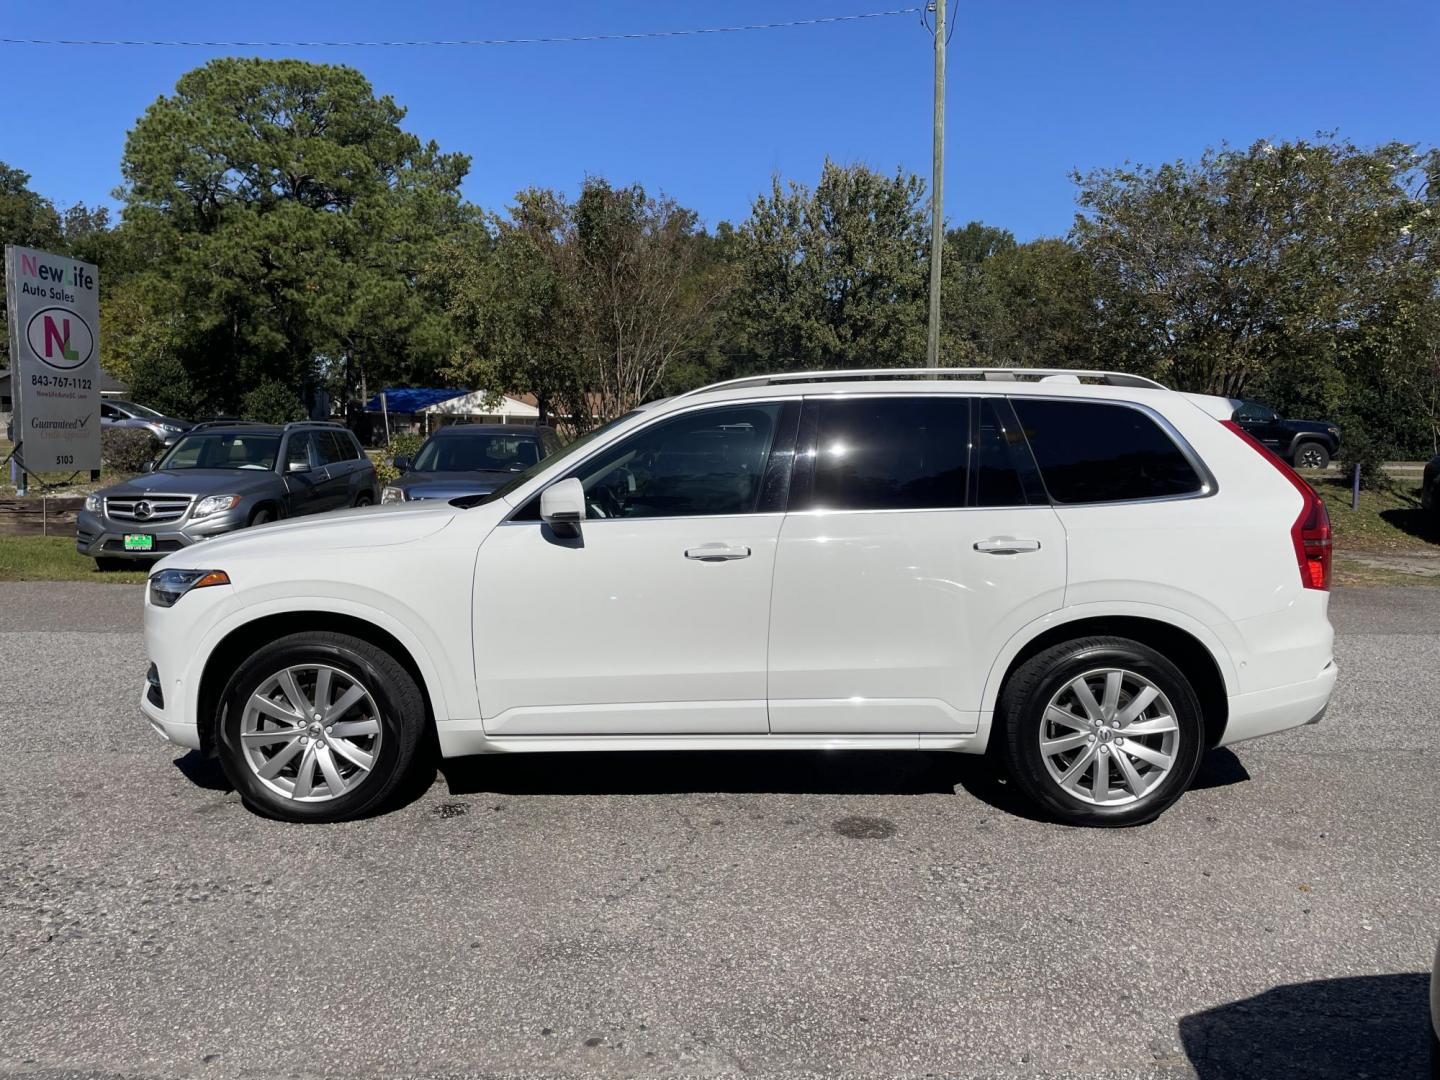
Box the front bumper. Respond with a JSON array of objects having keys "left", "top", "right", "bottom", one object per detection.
[{"left": 76, "top": 508, "right": 247, "bottom": 561}]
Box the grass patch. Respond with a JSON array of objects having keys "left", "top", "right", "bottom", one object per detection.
[
  {"left": 0, "top": 536, "right": 148, "bottom": 583},
  {"left": 1333, "top": 556, "right": 1440, "bottom": 588},
  {"left": 1311, "top": 475, "right": 1440, "bottom": 554}
]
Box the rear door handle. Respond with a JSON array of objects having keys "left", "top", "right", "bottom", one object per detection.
[
  {"left": 685, "top": 543, "right": 752, "bottom": 562},
  {"left": 974, "top": 537, "right": 1042, "bottom": 555}
]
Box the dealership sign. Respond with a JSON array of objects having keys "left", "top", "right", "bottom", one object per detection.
[{"left": 4, "top": 246, "right": 101, "bottom": 473}]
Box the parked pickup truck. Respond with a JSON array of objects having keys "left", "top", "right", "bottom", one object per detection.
[{"left": 1229, "top": 399, "right": 1341, "bottom": 470}]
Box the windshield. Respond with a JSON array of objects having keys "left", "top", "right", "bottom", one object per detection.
[
  {"left": 414, "top": 432, "right": 541, "bottom": 473},
  {"left": 114, "top": 400, "right": 165, "bottom": 420},
  {"left": 157, "top": 433, "right": 280, "bottom": 471},
  {"left": 451, "top": 413, "right": 639, "bottom": 509}
]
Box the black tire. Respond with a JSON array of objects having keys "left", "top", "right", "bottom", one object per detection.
[
  {"left": 215, "top": 631, "right": 428, "bottom": 823},
  {"left": 249, "top": 505, "right": 276, "bottom": 526},
  {"left": 1294, "top": 441, "right": 1330, "bottom": 470},
  {"left": 354, "top": 492, "right": 373, "bottom": 507},
  {"left": 996, "top": 636, "right": 1205, "bottom": 827}
]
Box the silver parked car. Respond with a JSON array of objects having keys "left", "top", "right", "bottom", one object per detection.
[
  {"left": 77, "top": 421, "right": 377, "bottom": 569},
  {"left": 100, "top": 399, "right": 193, "bottom": 446}
]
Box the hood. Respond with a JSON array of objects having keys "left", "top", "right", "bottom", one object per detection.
[
  {"left": 390, "top": 469, "right": 516, "bottom": 501},
  {"left": 101, "top": 469, "right": 280, "bottom": 497},
  {"left": 155, "top": 501, "right": 457, "bottom": 569},
  {"left": 1283, "top": 418, "right": 1340, "bottom": 435}
]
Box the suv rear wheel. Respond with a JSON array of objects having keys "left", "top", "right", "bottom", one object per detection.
[
  {"left": 216, "top": 632, "right": 427, "bottom": 823},
  {"left": 997, "top": 636, "right": 1205, "bottom": 827}
]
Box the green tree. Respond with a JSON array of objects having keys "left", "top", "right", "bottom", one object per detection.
[
  {"left": 441, "top": 179, "right": 730, "bottom": 428},
  {"left": 0, "top": 162, "right": 64, "bottom": 367},
  {"left": 1073, "top": 137, "right": 1440, "bottom": 399},
  {"left": 729, "top": 161, "right": 928, "bottom": 371},
  {"left": 118, "top": 58, "right": 471, "bottom": 414}
]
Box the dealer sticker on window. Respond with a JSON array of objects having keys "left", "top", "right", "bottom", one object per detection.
[{"left": 123, "top": 534, "right": 154, "bottom": 552}]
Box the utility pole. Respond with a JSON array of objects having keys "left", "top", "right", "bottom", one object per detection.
[{"left": 925, "top": 0, "right": 946, "bottom": 368}]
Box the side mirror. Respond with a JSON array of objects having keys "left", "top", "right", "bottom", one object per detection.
[
  {"left": 141, "top": 460, "right": 156, "bottom": 473},
  {"left": 287, "top": 460, "right": 311, "bottom": 474},
  {"left": 393, "top": 455, "right": 412, "bottom": 473},
  {"left": 540, "top": 477, "right": 585, "bottom": 535}
]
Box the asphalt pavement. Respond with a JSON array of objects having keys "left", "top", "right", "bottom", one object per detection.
[{"left": 0, "top": 583, "right": 1435, "bottom": 1080}]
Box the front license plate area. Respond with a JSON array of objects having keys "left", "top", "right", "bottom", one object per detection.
[{"left": 123, "top": 534, "right": 154, "bottom": 552}]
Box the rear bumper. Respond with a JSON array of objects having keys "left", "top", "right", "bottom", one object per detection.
[{"left": 1217, "top": 659, "right": 1337, "bottom": 746}]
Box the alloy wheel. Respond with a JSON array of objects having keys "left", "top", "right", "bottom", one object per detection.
[
  {"left": 1038, "top": 668, "right": 1180, "bottom": 807},
  {"left": 239, "top": 664, "right": 383, "bottom": 802},
  {"left": 1298, "top": 446, "right": 1325, "bottom": 468}
]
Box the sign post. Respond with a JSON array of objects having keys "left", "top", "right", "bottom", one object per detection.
[{"left": 3, "top": 245, "right": 102, "bottom": 490}]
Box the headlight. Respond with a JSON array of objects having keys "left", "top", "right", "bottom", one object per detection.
[
  {"left": 381, "top": 486, "right": 407, "bottom": 504},
  {"left": 148, "top": 568, "right": 230, "bottom": 608},
  {"left": 85, "top": 494, "right": 101, "bottom": 513},
  {"left": 1327, "top": 426, "right": 1340, "bottom": 436},
  {"left": 193, "top": 494, "right": 242, "bottom": 517},
  {"left": 159, "top": 423, "right": 182, "bottom": 433}
]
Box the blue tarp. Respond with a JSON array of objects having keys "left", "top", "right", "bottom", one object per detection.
[{"left": 364, "top": 388, "right": 466, "bottom": 414}]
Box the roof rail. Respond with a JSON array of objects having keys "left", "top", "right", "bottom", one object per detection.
[
  {"left": 283, "top": 420, "right": 346, "bottom": 430},
  {"left": 673, "top": 367, "right": 1168, "bottom": 400},
  {"left": 188, "top": 420, "right": 257, "bottom": 430}
]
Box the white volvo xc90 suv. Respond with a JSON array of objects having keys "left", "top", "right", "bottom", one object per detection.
[{"left": 140, "top": 368, "right": 1336, "bottom": 827}]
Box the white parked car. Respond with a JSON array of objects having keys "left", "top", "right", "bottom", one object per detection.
[{"left": 140, "top": 368, "right": 1337, "bottom": 826}]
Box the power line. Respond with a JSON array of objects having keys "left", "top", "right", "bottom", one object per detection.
[{"left": 0, "top": 7, "right": 923, "bottom": 48}]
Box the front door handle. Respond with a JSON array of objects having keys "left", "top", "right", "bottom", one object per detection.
[
  {"left": 974, "top": 537, "right": 1042, "bottom": 555},
  {"left": 685, "top": 543, "right": 752, "bottom": 562}
]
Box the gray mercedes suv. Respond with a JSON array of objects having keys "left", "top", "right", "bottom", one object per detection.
[{"left": 77, "top": 421, "right": 378, "bottom": 568}]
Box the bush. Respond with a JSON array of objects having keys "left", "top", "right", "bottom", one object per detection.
[
  {"left": 241, "top": 381, "right": 306, "bottom": 424},
  {"left": 375, "top": 431, "right": 425, "bottom": 487},
  {"left": 100, "top": 427, "right": 160, "bottom": 474}
]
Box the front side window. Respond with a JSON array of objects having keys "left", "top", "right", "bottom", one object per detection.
[
  {"left": 158, "top": 433, "right": 280, "bottom": 471},
  {"left": 314, "top": 432, "right": 351, "bottom": 466},
  {"left": 1011, "top": 398, "right": 1204, "bottom": 504},
  {"left": 284, "top": 433, "right": 315, "bottom": 471},
  {"left": 570, "top": 403, "right": 786, "bottom": 519},
  {"left": 802, "top": 396, "right": 970, "bottom": 511}
]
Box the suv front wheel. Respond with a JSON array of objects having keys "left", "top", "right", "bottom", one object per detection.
[
  {"left": 997, "top": 637, "right": 1205, "bottom": 827},
  {"left": 216, "top": 632, "right": 427, "bottom": 823}
]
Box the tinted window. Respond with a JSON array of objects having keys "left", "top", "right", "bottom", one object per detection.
[
  {"left": 314, "top": 431, "right": 350, "bottom": 466},
  {"left": 573, "top": 404, "right": 783, "bottom": 519},
  {"left": 972, "top": 399, "right": 1031, "bottom": 508},
  {"left": 805, "top": 397, "right": 969, "bottom": 511},
  {"left": 1234, "top": 400, "right": 1275, "bottom": 423},
  {"left": 1011, "top": 399, "right": 1204, "bottom": 503}
]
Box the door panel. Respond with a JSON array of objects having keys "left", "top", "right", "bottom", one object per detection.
[
  {"left": 766, "top": 394, "right": 1066, "bottom": 734},
  {"left": 767, "top": 506, "right": 1066, "bottom": 732},
  {"left": 475, "top": 516, "right": 782, "bottom": 733},
  {"left": 473, "top": 400, "right": 799, "bottom": 735}
]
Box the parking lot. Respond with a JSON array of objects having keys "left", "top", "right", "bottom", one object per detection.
[{"left": 0, "top": 582, "right": 1434, "bottom": 1080}]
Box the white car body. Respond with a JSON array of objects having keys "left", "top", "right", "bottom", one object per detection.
[{"left": 141, "top": 371, "right": 1335, "bottom": 774}]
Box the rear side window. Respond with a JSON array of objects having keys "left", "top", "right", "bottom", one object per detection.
[
  {"left": 1010, "top": 399, "right": 1204, "bottom": 504},
  {"left": 805, "top": 396, "right": 970, "bottom": 511},
  {"left": 315, "top": 432, "right": 351, "bottom": 466}
]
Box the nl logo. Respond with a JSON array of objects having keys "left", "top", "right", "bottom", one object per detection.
[{"left": 25, "top": 307, "right": 94, "bottom": 370}]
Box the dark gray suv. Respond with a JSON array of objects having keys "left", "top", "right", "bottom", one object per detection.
[{"left": 77, "top": 421, "right": 378, "bottom": 567}]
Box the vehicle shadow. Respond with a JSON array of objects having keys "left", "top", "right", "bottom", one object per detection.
[
  {"left": 439, "top": 746, "right": 1248, "bottom": 817},
  {"left": 1178, "top": 972, "right": 1430, "bottom": 1078},
  {"left": 1380, "top": 504, "right": 1440, "bottom": 545}
]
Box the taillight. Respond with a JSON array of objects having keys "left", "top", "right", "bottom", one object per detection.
[{"left": 1222, "top": 420, "right": 1331, "bottom": 590}]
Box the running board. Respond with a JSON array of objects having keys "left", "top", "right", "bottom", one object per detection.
[{"left": 435, "top": 726, "right": 987, "bottom": 758}]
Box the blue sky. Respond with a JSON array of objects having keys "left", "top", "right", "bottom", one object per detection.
[{"left": 1, "top": 0, "right": 1435, "bottom": 240}]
